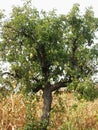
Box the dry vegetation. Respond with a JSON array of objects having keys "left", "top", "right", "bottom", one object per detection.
[
  {"left": 0, "top": 92, "right": 98, "bottom": 130},
  {"left": 0, "top": 94, "right": 26, "bottom": 130}
]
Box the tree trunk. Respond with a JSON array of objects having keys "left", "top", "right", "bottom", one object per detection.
[{"left": 41, "top": 85, "right": 52, "bottom": 130}]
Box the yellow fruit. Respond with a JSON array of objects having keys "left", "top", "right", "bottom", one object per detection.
[{"left": 30, "top": 53, "right": 33, "bottom": 58}]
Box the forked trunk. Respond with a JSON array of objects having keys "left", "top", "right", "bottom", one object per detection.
[{"left": 41, "top": 85, "right": 52, "bottom": 130}]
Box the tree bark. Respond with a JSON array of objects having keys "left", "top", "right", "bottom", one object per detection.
[{"left": 41, "top": 85, "right": 52, "bottom": 130}]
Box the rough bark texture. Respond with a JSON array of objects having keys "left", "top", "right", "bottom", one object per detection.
[{"left": 41, "top": 85, "right": 52, "bottom": 130}]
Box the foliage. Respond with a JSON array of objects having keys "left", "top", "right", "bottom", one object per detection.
[
  {"left": 76, "top": 80, "right": 98, "bottom": 101},
  {"left": 68, "top": 78, "right": 98, "bottom": 101},
  {"left": 0, "top": 2, "right": 97, "bottom": 93},
  {"left": 0, "top": 0, "right": 98, "bottom": 129}
]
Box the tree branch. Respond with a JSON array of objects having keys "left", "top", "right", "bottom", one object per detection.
[
  {"left": 4, "top": 25, "right": 35, "bottom": 41},
  {"left": 51, "top": 79, "right": 71, "bottom": 92},
  {"left": 51, "top": 82, "right": 67, "bottom": 92},
  {"left": 1, "top": 72, "right": 15, "bottom": 78},
  {"left": 32, "top": 85, "right": 42, "bottom": 93}
]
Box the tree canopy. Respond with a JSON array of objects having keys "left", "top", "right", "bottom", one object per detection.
[{"left": 0, "top": 1, "right": 98, "bottom": 129}]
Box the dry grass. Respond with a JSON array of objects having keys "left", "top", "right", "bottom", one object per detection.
[
  {"left": 49, "top": 92, "right": 98, "bottom": 130},
  {"left": 0, "top": 92, "right": 98, "bottom": 130},
  {"left": 0, "top": 94, "right": 26, "bottom": 130}
]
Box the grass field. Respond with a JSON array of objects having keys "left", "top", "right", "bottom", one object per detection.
[{"left": 0, "top": 92, "right": 98, "bottom": 130}]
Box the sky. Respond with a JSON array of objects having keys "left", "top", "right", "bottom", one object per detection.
[{"left": 0, "top": 0, "right": 98, "bottom": 17}]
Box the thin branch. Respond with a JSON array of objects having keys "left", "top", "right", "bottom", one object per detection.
[
  {"left": 4, "top": 25, "right": 35, "bottom": 41},
  {"left": 51, "top": 81, "right": 67, "bottom": 92},
  {"left": 32, "top": 85, "right": 42, "bottom": 93},
  {"left": 1, "top": 72, "right": 15, "bottom": 78},
  {"left": 51, "top": 76, "right": 72, "bottom": 92},
  {"left": 1, "top": 71, "right": 22, "bottom": 79},
  {"left": 1, "top": 72, "right": 42, "bottom": 93}
]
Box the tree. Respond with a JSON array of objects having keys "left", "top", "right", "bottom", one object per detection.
[{"left": 0, "top": 1, "right": 98, "bottom": 129}]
